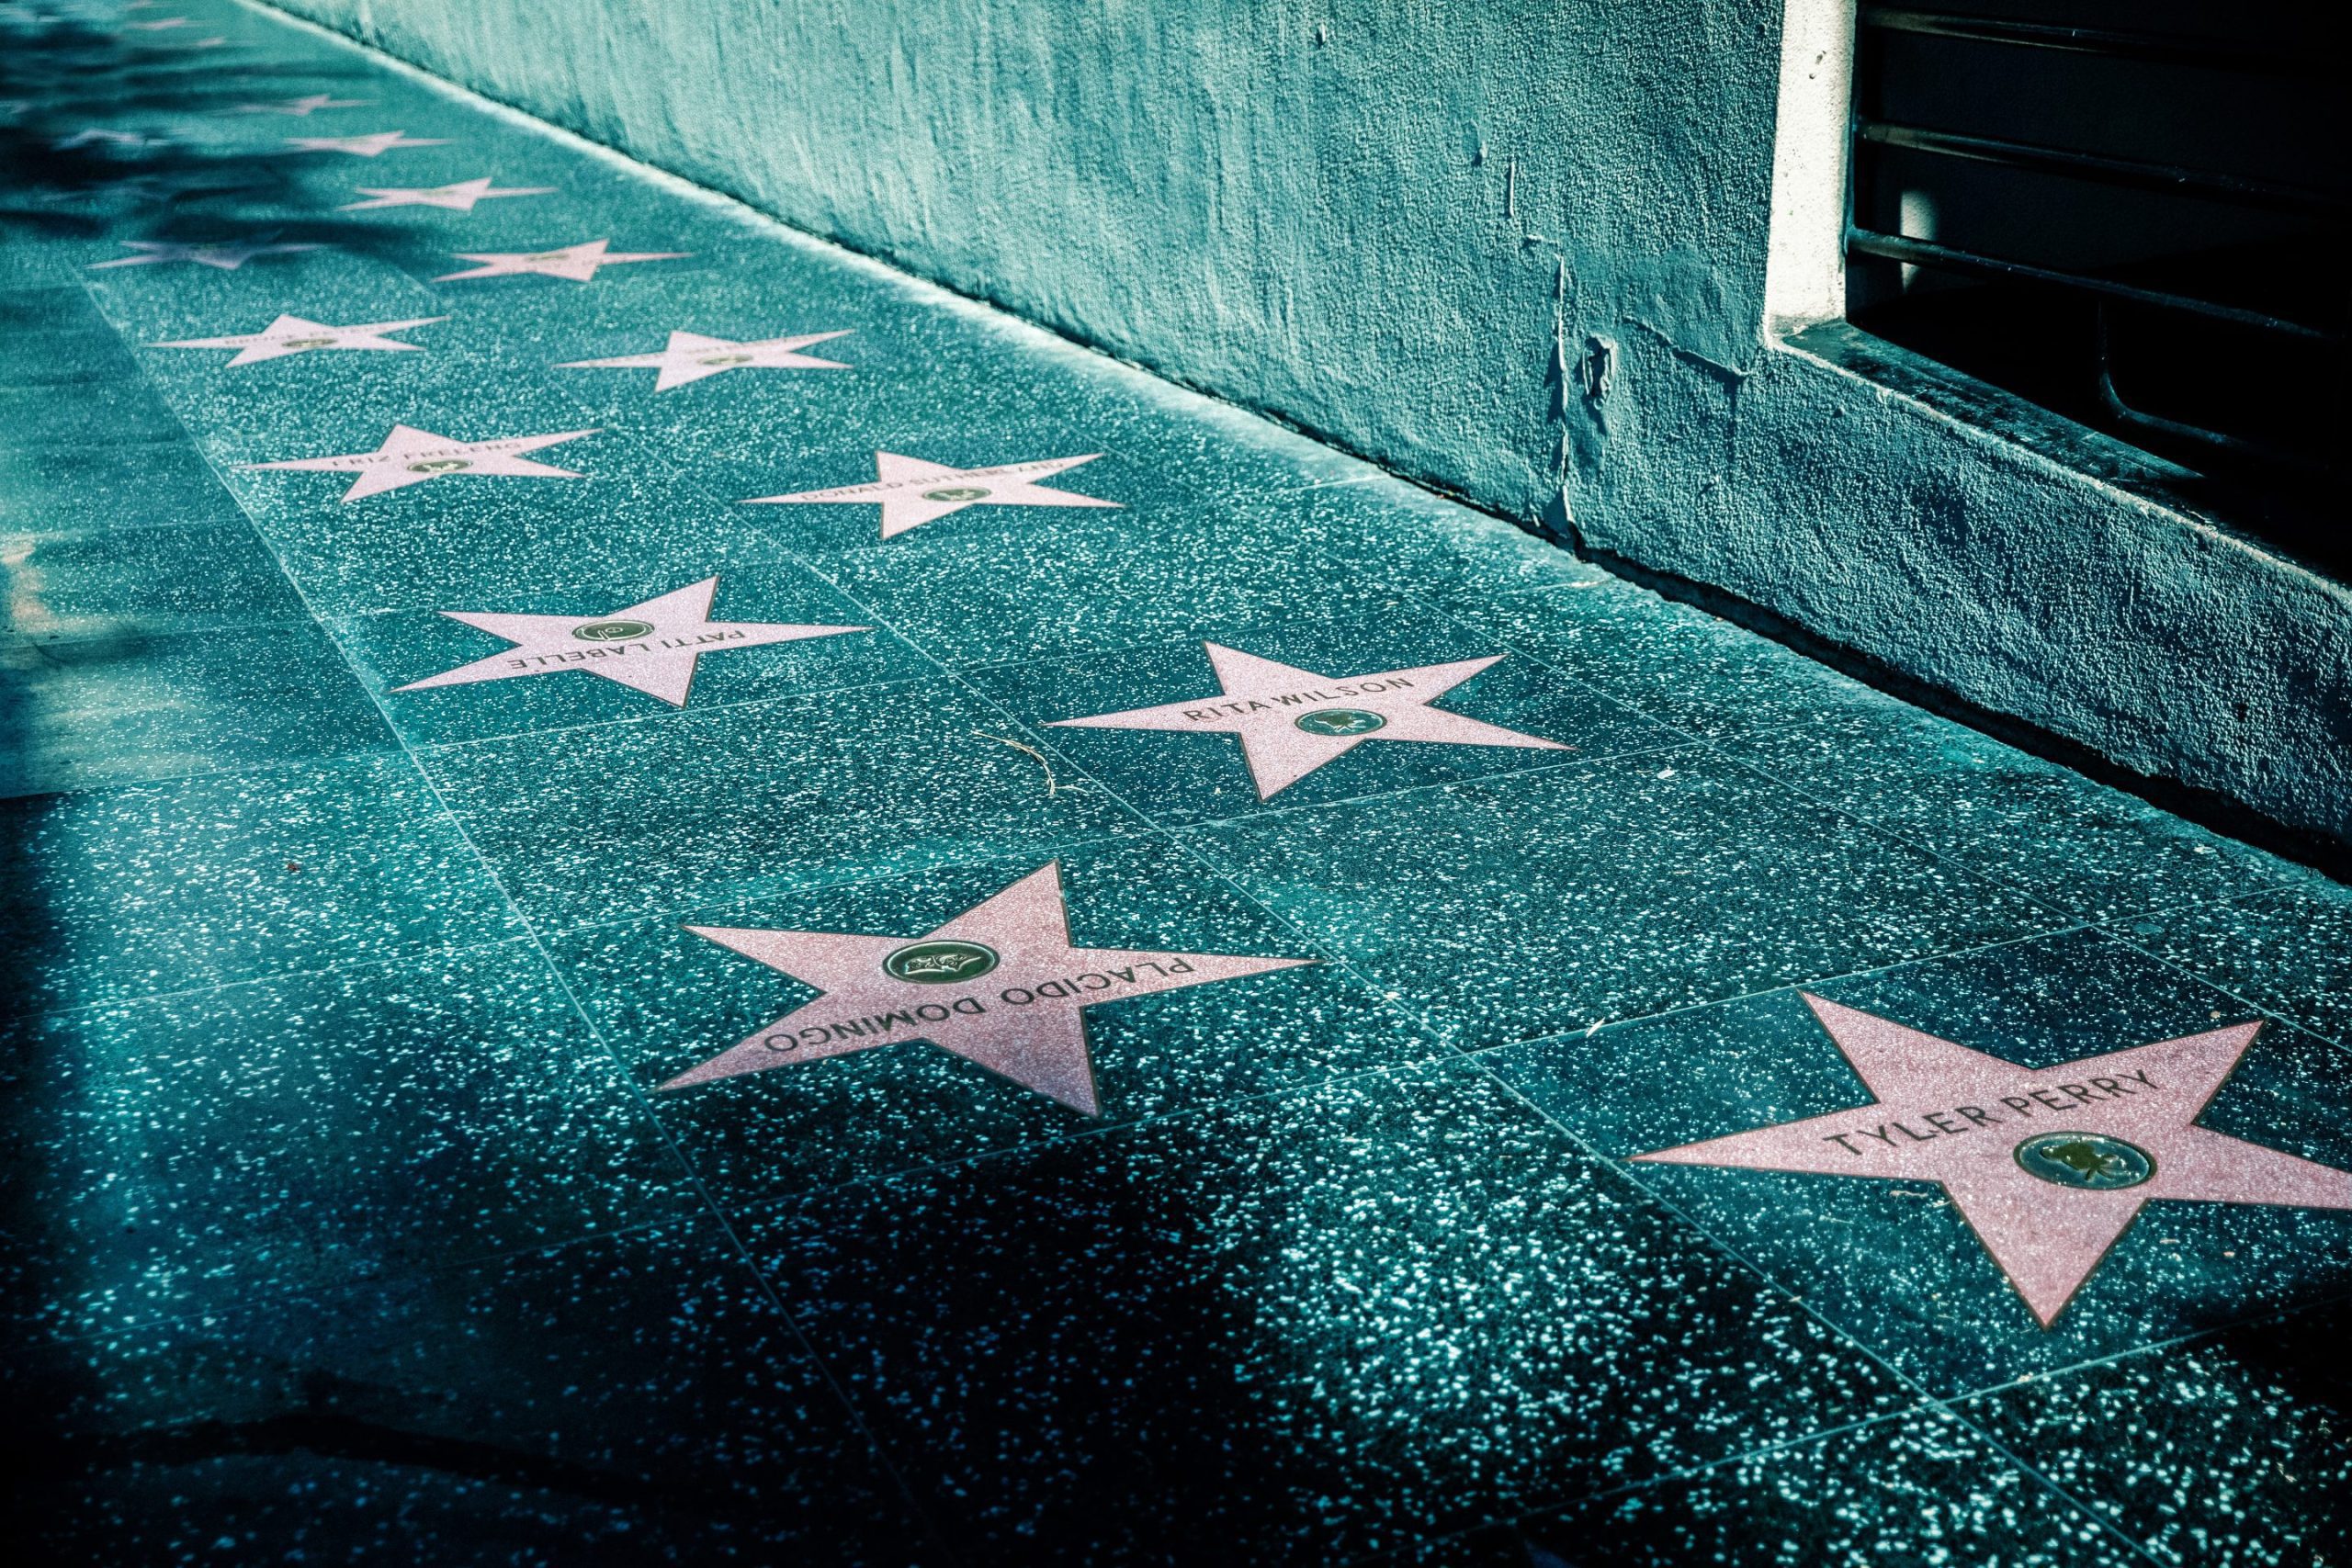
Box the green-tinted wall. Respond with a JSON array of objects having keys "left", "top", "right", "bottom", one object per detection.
[{"left": 266, "top": 0, "right": 2351, "bottom": 845}]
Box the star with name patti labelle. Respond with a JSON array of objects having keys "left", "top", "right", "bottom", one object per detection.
[
  {"left": 284, "top": 130, "right": 448, "bottom": 157},
  {"left": 396, "top": 576, "right": 865, "bottom": 707},
  {"left": 227, "top": 95, "right": 368, "bottom": 116},
  {"left": 153, "top": 312, "right": 447, "bottom": 366},
  {"left": 239, "top": 423, "right": 597, "bottom": 502},
  {"left": 746, "top": 451, "right": 1117, "bottom": 539},
  {"left": 1636, "top": 995, "right": 2352, "bottom": 1325},
  {"left": 667, "top": 863, "right": 1313, "bottom": 1113},
  {"left": 340, "top": 176, "right": 554, "bottom": 212},
  {"left": 1052, "top": 643, "right": 1568, "bottom": 798},
  {"left": 435, "top": 239, "right": 689, "bottom": 283},
  {"left": 560, "top": 329, "right": 853, "bottom": 391},
  {"left": 89, "top": 238, "right": 322, "bottom": 271}
]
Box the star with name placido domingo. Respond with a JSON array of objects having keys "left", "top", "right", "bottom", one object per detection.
[
  {"left": 1636, "top": 994, "right": 2352, "bottom": 1324},
  {"left": 666, "top": 863, "right": 1312, "bottom": 1113}
]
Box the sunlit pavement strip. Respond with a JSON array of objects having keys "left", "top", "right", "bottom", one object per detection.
[{"left": 2, "top": 2, "right": 2347, "bottom": 1564}]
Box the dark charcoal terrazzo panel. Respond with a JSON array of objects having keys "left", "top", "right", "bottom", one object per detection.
[
  {"left": 1960, "top": 1299, "right": 2352, "bottom": 1567},
  {"left": 0, "top": 750, "right": 519, "bottom": 1019},
  {"left": 1193, "top": 747, "right": 2059, "bottom": 1051},
  {"left": 417, "top": 674, "right": 1145, "bottom": 930},
  {"left": 4, "top": 1220, "right": 933, "bottom": 1564},
  {"left": 0, "top": 941, "right": 692, "bottom": 1334},
  {"left": 745, "top": 1060, "right": 1917, "bottom": 1565},
  {"left": 1400, "top": 1408, "right": 2141, "bottom": 1568}
]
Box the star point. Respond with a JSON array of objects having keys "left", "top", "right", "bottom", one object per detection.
[
  {"left": 745, "top": 450, "right": 1118, "bottom": 539},
  {"left": 339, "top": 176, "right": 554, "bottom": 212},
  {"left": 1052, "top": 642, "right": 1566, "bottom": 797},
  {"left": 395, "top": 576, "right": 865, "bottom": 707},
  {"left": 559, "top": 328, "right": 853, "bottom": 390},
  {"left": 1635, "top": 996, "right": 2352, "bottom": 1325},
  {"left": 153, "top": 312, "right": 447, "bottom": 367},
  {"left": 238, "top": 423, "right": 597, "bottom": 502},
  {"left": 663, "top": 863, "right": 1313, "bottom": 1113},
  {"left": 434, "top": 238, "right": 690, "bottom": 283}
]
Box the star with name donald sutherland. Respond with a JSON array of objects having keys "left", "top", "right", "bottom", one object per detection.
[
  {"left": 1051, "top": 642, "right": 1567, "bottom": 797},
  {"left": 1636, "top": 994, "right": 2352, "bottom": 1325},
  {"left": 746, "top": 451, "right": 1117, "bottom": 539},
  {"left": 340, "top": 176, "right": 554, "bottom": 211},
  {"left": 560, "top": 329, "right": 853, "bottom": 390},
  {"left": 153, "top": 312, "right": 446, "bottom": 366},
  {"left": 239, "top": 423, "right": 597, "bottom": 502},
  {"left": 435, "top": 239, "right": 689, "bottom": 282},
  {"left": 396, "top": 576, "right": 866, "bottom": 707},
  {"left": 666, "top": 863, "right": 1312, "bottom": 1113}
]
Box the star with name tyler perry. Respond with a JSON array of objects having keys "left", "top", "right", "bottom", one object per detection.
[
  {"left": 340, "top": 176, "right": 554, "bottom": 211},
  {"left": 284, "top": 130, "right": 448, "bottom": 156},
  {"left": 153, "top": 312, "right": 447, "bottom": 366},
  {"left": 746, "top": 451, "right": 1117, "bottom": 539},
  {"left": 560, "top": 329, "right": 853, "bottom": 390},
  {"left": 89, "top": 238, "right": 322, "bottom": 271},
  {"left": 396, "top": 576, "right": 865, "bottom": 707},
  {"left": 1636, "top": 994, "right": 2352, "bottom": 1325},
  {"left": 1052, "top": 642, "right": 1567, "bottom": 797},
  {"left": 435, "top": 239, "right": 689, "bottom": 283},
  {"left": 239, "top": 423, "right": 597, "bottom": 502},
  {"left": 666, "top": 862, "right": 1312, "bottom": 1112}
]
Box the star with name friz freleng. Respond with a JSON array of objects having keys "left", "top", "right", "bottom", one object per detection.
[
  {"left": 89, "top": 239, "right": 322, "bottom": 271},
  {"left": 666, "top": 862, "right": 1312, "bottom": 1113},
  {"left": 153, "top": 312, "right": 447, "bottom": 366},
  {"left": 1636, "top": 994, "right": 2352, "bottom": 1325},
  {"left": 435, "top": 239, "right": 690, "bottom": 283},
  {"left": 238, "top": 423, "right": 597, "bottom": 502},
  {"left": 396, "top": 576, "right": 866, "bottom": 707},
  {"left": 1051, "top": 643, "right": 1568, "bottom": 798},
  {"left": 560, "top": 329, "right": 853, "bottom": 391},
  {"left": 340, "top": 176, "right": 554, "bottom": 212},
  {"left": 284, "top": 130, "right": 448, "bottom": 157},
  {"left": 745, "top": 451, "right": 1117, "bottom": 539}
]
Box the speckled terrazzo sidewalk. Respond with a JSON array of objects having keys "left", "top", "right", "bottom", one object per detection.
[{"left": 4, "top": 4, "right": 2349, "bottom": 1564}]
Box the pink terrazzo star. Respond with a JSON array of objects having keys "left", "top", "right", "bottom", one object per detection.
[
  {"left": 90, "top": 239, "right": 321, "bottom": 271},
  {"left": 226, "top": 95, "right": 368, "bottom": 117},
  {"left": 153, "top": 312, "right": 446, "bottom": 366},
  {"left": 340, "top": 176, "right": 554, "bottom": 211},
  {"left": 1051, "top": 642, "right": 1567, "bottom": 797},
  {"left": 238, "top": 423, "right": 596, "bottom": 502},
  {"left": 666, "top": 863, "right": 1313, "bottom": 1113},
  {"left": 284, "top": 130, "right": 448, "bottom": 156},
  {"left": 395, "top": 576, "right": 865, "bottom": 707},
  {"left": 1637, "top": 995, "right": 2352, "bottom": 1325},
  {"left": 435, "top": 238, "right": 690, "bottom": 282},
  {"left": 745, "top": 451, "right": 1117, "bottom": 539},
  {"left": 560, "top": 328, "right": 853, "bottom": 390}
]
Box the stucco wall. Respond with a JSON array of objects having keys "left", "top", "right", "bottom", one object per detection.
[{"left": 263, "top": 0, "right": 2351, "bottom": 845}]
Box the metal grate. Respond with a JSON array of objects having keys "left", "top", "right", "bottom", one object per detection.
[{"left": 1844, "top": 4, "right": 2346, "bottom": 525}]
